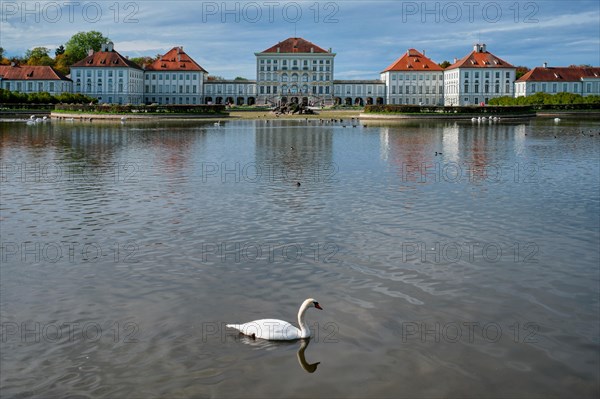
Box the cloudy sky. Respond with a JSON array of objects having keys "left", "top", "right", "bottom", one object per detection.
[{"left": 1, "top": 0, "right": 599, "bottom": 79}]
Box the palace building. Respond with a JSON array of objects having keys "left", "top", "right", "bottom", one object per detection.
[
  {"left": 444, "top": 43, "right": 516, "bottom": 106},
  {"left": 515, "top": 64, "right": 600, "bottom": 97},
  {"left": 143, "top": 47, "right": 207, "bottom": 105},
  {"left": 4, "top": 38, "right": 598, "bottom": 106},
  {"left": 0, "top": 64, "right": 72, "bottom": 95},
  {"left": 380, "top": 49, "right": 444, "bottom": 106},
  {"left": 255, "top": 37, "right": 336, "bottom": 107},
  {"left": 71, "top": 42, "right": 144, "bottom": 104}
]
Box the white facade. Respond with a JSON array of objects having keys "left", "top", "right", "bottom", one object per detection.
[
  {"left": 1, "top": 78, "right": 72, "bottom": 96},
  {"left": 444, "top": 44, "right": 516, "bottom": 106},
  {"left": 204, "top": 80, "right": 257, "bottom": 105},
  {"left": 381, "top": 71, "right": 444, "bottom": 105},
  {"left": 144, "top": 71, "right": 204, "bottom": 105},
  {"left": 333, "top": 80, "right": 386, "bottom": 106}
]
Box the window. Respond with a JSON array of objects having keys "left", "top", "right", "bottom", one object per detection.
[{"left": 464, "top": 83, "right": 469, "bottom": 93}]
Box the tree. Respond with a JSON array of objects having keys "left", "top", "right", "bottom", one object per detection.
[
  {"left": 0, "top": 47, "right": 8, "bottom": 65},
  {"left": 439, "top": 60, "right": 451, "bottom": 68},
  {"left": 515, "top": 66, "right": 530, "bottom": 80},
  {"left": 129, "top": 55, "right": 160, "bottom": 68},
  {"left": 64, "top": 31, "right": 110, "bottom": 66},
  {"left": 55, "top": 45, "right": 65, "bottom": 56},
  {"left": 25, "top": 47, "right": 55, "bottom": 66},
  {"left": 53, "top": 54, "right": 70, "bottom": 75},
  {"left": 234, "top": 76, "right": 249, "bottom": 81}
]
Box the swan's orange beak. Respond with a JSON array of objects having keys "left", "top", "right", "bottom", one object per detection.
[{"left": 314, "top": 302, "right": 323, "bottom": 310}]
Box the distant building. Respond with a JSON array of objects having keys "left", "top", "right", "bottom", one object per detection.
[
  {"left": 380, "top": 49, "right": 444, "bottom": 106},
  {"left": 444, "top": 44, "right": 516, "bottom": 106},
  {"left": 515, "top": 64, "right": 600, "bottom": 97},
  {"left": 255, "top": 37, "right": 336, "bottom": 106},
  {"left": 203, "top": 78, "right": 257, "bottom": 106},
  {"left": 333, "top": 80, "right": 386, "bottom": 106},
  {"left": 143, "top": 47, "right": 207, "bottom": 105},
  {"left": 0, "top": 64, "right": 72, "bottom": 95},
  {"left": 71, "top": 42, "right": 144, "bottom": 104}
]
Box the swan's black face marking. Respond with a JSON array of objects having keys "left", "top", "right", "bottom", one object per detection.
[{"left": 313, "top": 301, "right": 323, "bottom": 310}]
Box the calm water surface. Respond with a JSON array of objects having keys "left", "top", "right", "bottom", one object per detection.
[{"left": 1, "top": 117, "right": 599, "bottom": 398}]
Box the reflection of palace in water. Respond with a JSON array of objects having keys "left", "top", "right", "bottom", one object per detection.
[
  {"left": 254, "top": 120, "right": 334, "bottom": 185},
  {"left": 379, "top": 121, "right": 530, "bottom": 185}
]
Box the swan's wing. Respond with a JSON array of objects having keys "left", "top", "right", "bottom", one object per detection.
[{"left": 227, "top": 319, "right": 300, "bottom": 340}]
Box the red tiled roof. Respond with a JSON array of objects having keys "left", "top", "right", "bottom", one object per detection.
[
  {"left": 144, "top": 47, "right": 207, "bottom": 72},
  {"left": 261, "top": 37, "right": 329, "bottom": 54},
  {"left": 382, "top": 49, "right": 443, "bottom": 72},
  {"left": 71, "top": 49, "right": 142, "bottom": 69},
  {"left": 0, "top": 65, "right": 71, "bottom": 81},
  {"left": 517, "top": 66, "right": 600, "bottom": 82},
  {"left": 447, "top": 50, "right": 514, "bottom": 70}
]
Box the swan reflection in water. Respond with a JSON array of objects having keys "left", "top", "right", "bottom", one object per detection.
[{"left": 237, "top": 336, "right": 321, "bottom": 373}]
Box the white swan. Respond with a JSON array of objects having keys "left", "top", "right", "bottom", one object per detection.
[{"left": 227, "top": 298, "right": 323, "bottom": 340}]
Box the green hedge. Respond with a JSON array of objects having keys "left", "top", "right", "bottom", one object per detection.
[
  {"left": 0, "top": 103, "right": 55, "bottom": 110},
  {"left": 0, "top": 89, "right": 97, "bottom": 104},
  {"left": 489, "top": 93, "right": 600, "bottom": 106},
  {"left": 364, "top": 105, "right": 535, "bottom": 114},
  {"left": 54, "top": 103, "right": 227, "bottom": 114}
]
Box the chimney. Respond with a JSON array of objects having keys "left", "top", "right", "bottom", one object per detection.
[
  {"left": 277, "top": 47, "right": 280, "bottom": 53},
  {"left": 10, "top": 61, "right": 15, "bottom": 67},
  {"left": 453, "top": 58, "right": 458, "bottom": 63},
  {"left": 473, "top": 44, "right": 479, "bottom": 52},
  {"left": 422, "top": 49, "right": 425, "bottom": 56},
  {"left": 311, "top": 47, "right": 314, "bottom": 53},
  {"left": 481, "top": 43, "right": 486, "bottom": 52},
  {"left": 107, "top": 41, "right": 114, "bottom": 51},
  {"left": 543, "top": 62, "right": 548, "bottom": 68},
  {"left": 88, "top": 48, "right": 94, "bottom": 56},
  {"left": 329, "top": 48, "right": 332, "bottom": 53}
]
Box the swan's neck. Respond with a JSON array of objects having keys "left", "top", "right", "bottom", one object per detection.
[{"left": 297, "top": 301, "right": 311, "bottom": 338}]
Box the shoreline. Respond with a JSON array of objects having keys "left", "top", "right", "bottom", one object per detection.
[
  {"left": 359, "top": 112, "right": 537, "bottom": 120},
  {"left": 0, "top": 108, "right": 596, "bottom": 122}
]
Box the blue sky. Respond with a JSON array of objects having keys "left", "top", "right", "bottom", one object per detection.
[{"left": 1, "top": 0, "right": 599, "bottom": 79}]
